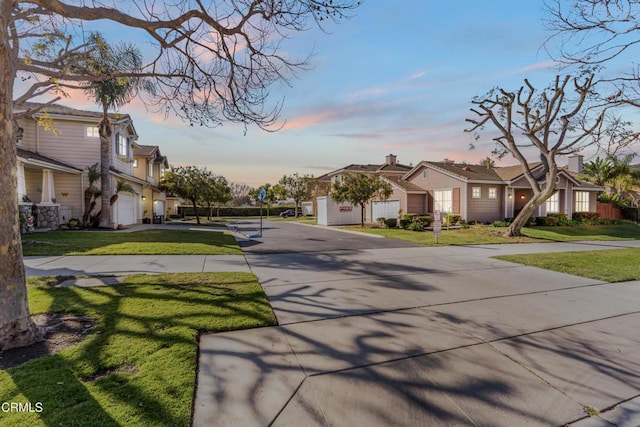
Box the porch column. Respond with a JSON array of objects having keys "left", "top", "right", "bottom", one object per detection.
[
  {"left": 41, "top": 169, "right": 55, "bottom": 203},
  {"left": 17, "top": 161, "right": 26, "bottom": 202}
]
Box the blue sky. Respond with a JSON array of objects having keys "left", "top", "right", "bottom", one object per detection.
[{"left": 41, "top": 1, "right": 605, "bottom": 187}]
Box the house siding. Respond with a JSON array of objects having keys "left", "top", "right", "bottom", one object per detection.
[
  {"left": 466, "top": 183, "right": 504, "bottom": 223},
  {"left": 407, "top": 194, "right": 426, "bottom": 215},
  {"left": 54, "top": 173, "right": 83, "bottom": 219},
  {"left": 34, "top": 118, "right": 101, "bottom": 169}
]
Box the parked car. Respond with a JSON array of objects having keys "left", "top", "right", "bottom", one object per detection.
[{"left": 279, "top": 209, "right": 299, "bottom": 218}]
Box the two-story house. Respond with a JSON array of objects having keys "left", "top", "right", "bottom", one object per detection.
[
  {"left": 14, "top": 102, "right": 150, "bottom": 229},
  {"left": 133, "top": 145, "right": 169, "bottom": 223}
]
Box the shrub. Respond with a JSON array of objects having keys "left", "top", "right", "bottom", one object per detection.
[
  {"left": 549, "top": 213, "right": 571, "bottom": 226},
  {"left": 491, "top": 220, "right": 509, "bottom": 227},
  {"left": 399, "top": 218, "right": 412, "bottom": 229},
  {"left": 445, "top": 214, "right": 461, "bottom": 226},
  {"left": 416, "top": 215, "right": 433, "bottom": 227},
  {"left": 572, "top": 212, "right": 600, "bottom": 222},
  {"left": 384, "top": 218, "right": 398, "bottom": 228},
  {"left": 376, "top": 217, "right": 386, "bottom": 227},
  {"left": 407, "top": 221, "right": 424, "bottom": 231},
  {"left": 535, "top": 216, "right": 558, "bottom": 226}
]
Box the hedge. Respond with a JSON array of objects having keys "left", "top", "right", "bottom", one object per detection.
[{"left": 177, "top": 206, "right": 299, "bottom": 217}]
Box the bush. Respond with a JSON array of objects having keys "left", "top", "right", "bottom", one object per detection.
[
  {"left": 572, "top": 211, "right": 600, "bottom": 222},
  {"left": 416, "top": 215, "right": 433, "bottom": 227},
  {"left": 445, "top": 214, "right": 461, "bottom": 226},
  {"left": 384, "top": 218, "right": 398, "bottom": 228},
  {"left": 376, "top": 217, "right": 386, "bottom": 227},
  {"left": 535, "top": 216, "right": 558, "bottom": 226},
  {"left": 407, "top": 221, "right": 424, "bottom": 232},
  {"left": 550, "top": 213, "right": 571, "bottom": 226},
  {"left": 490, "top": 220, "right": 509, "bottom": 227}
]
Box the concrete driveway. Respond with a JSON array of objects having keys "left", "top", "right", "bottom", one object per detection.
[{"left": 192, "top": 221, "right": 640, "bottom": 426}]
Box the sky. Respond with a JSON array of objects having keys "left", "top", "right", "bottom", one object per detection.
[{"left": 24, "top": 1, "right": 632, "bottom": 187}]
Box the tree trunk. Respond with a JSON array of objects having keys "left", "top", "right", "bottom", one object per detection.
[
  {"left": 360, "top": 203, "right": 365, "bottom": 227},
  {"left": 0, "top": 24, "right": 43, "bottom": 350},
  {"left": 504, "top": 200, "right": 538, "bottom": 236},
  {"left": 98, "top": 117, "right": 112, "bottom": 229},
  {"left": 192, "top": 200, "right": 200, "bottom": 224}
]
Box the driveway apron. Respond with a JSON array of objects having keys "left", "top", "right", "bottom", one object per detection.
[{"left": 193, "top": 220, "right": 640, "bottom": 426}]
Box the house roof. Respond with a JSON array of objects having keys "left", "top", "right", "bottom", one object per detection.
[
  {"left": 134, "top": 145, "right": 158, "bottom": 157},
  {"left": 17, "top": 147, "right": 82, "bottom": 174},
  {"left": 15, "top": 102, "right": 131, "bottom": 122},
  {"left": 493, "top": 163, "right": 542, "bottom": 181},
  {"left": 15, "top": 102, "right": 138, "bottom": 140},
  {"left": 421, "top": 161, "right": 502, "bottom": 181},
  {"left": 381, "top": 174, "right": 426, "bottom": 193}
]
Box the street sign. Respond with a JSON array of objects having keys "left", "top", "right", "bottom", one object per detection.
[
  {"left": 258, "top": 188, "right": 267, "bottom": 201},
  {"left": 433, "top": 210, "right": 442, "bottom": 243}
]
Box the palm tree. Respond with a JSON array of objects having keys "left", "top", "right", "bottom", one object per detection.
[
  {"left": 83, "top": 33, "right": 151, "bottom": 228},
  {"left": 82, "top": 162, "right": 101, "bottom": 227}
]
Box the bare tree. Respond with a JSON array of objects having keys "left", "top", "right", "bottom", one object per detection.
[
  {"left": 466, "top": 74, "right": 605, "bottom": 236},
  {"left": 229, "top": 182, "right": 253, "bottom": 207},
  {"left": 1, "top": 0, "right": 362, "bottom": 349},
  {"left": 545, "top": 0, "right": 640, "bottom": 109}
]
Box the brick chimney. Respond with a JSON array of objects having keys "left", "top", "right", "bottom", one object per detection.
[
  {"left": 568, "top": 154, "right": 584, "bottom": 173},
  {"left": 385, "top": 154, "right": 397, "bottom": 166}
]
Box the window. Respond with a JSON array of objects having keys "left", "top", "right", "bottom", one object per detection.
[
  {"left": 116, "top": 133, "right": 128, "bottom": 157},
  {"left": 472, "top": 187, "right": 481, "bottom": 199},
  {"left": 133, "top": 159, "right": 138, "bottom": 168},
  {"left": 85, "top": 126, "right": 99, "bottom": 138},
  {"left": 575, "top": 191, "right": 590, "bottom": 212},
  {"left": 546, "top": 191, "right": 559, "bottom": 213},
  {"left": 148, "top": 161, "right": 154, "bottom": 177},
  {"left": 433, "top": 189, "right": 453, "bottom": 213},
  {"left": 488, "top": 187, "right": 497, "bottom": 199}
]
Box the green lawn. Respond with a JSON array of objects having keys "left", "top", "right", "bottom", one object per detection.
[
  {"left": 521, "top": 224, "right": 640, "bottom": 241},
  {"left": 0, "top": 273, "right": 276, "bottom": 427},
  {"left": 341, "top": 225, "right": 540, "bottom": 245},
  {"left": 341, "top": 224, "right": 640, "bottom": 246},
  {"left": 22, "top": 230, "right": 241, "bottom": 256},
  {"left": 494, "top": 248, "right": 640, "bottom": 282}
]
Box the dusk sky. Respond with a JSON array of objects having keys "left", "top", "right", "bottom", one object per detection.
[{"left": 34, "top": 1, "right": 628, "bottom": 187}]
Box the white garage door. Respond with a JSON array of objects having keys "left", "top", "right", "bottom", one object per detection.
[
  {"left": 372, "top": 200, "right": 400, "bottom": 221},
  {"left": 114, "top": 193, "right": 136, "bottom": 225}
]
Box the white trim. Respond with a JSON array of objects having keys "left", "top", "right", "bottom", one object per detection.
[{"left": 18, "top": 157, "right": 82, "bottom": 174}]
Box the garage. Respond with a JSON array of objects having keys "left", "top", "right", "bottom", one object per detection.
[
  {"left": 114, "top": 192, "right": 136, "bottom": 226},
  {"left": 371, "top": 200, "right": 400, "bottom": 222},
  {"left": 316, "top": 196, "right": 361, "bottom": 226}
]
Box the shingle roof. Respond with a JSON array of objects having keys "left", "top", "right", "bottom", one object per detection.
[
  {"left": 381, "top": 174, "right": 426, "bottom": 192},
  {"left": 17, "top": 147, "right": 82, "bottom": 172},
  {"left": 134, "top": 145, "right": 158, "bottom": 157},
  {"left": 424, "top": 161, "right": 502, "bottom": 181},
  {"left": 14, "top": 102, "right": 131, "bottom": 122},
  {"left": 493, "top": 163, "right": 542, "bottom": 181}
]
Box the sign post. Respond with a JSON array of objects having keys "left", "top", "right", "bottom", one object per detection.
[
  {"left": 433, "top": 210, "right": 442, "bottom": 244},
  {"left": 258, "top": 188, "right": 267, "bottom": 237}
]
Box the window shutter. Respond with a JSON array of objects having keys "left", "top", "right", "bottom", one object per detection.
[
  {"left": 453, "top": 187, "right": 460, "bottom": 214},
  {"left": 115, "top": 132, "right": 120, "bottom": 155}
]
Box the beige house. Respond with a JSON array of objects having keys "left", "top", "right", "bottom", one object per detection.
[
  {"left": 14, "top": 102, "right": 153, "bottom": 229},
  {"left": 318, "top": 153, "right": 602, "bottom": 225},
  {"left": 133, "top": 145, "right": 170, "bottom": 222},
  {"left": 317, "top": 154, "right": 419, "bottom": 224},
  {"left": 403, "top": 155, "right": 602, "bottom": 223}
]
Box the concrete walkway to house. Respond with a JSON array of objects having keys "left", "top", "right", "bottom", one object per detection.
[{"left": 22, "top": 220, "right": 640, "bottom": 425}]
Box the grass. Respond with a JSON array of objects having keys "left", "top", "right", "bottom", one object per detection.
[
  {"left": 341, "top": 224, "right": 640, "bottom": 246},
  {"left": 22, "top": 230, "right": 241, "bottom": 256},
  {"left": 341, "top": 225, "right": 540, "bottom": 245},
  {"left": 0, "top": 272, "right": 276, "bottom": 427},
  {"left": 494, "top": 248, "right": 640, "bottom": 282},
  {"left": 521, "top": 224, "right": 640, "bottom": 241}
]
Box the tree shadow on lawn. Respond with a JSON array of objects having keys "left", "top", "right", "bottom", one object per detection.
[{"left": 3, "top": 273, "right": 274, "bottom": 426}]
